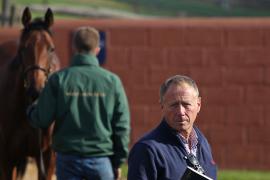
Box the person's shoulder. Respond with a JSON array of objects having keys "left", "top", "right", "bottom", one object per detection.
[
  {"left": 49, "top": 67, "right": 68, "bottom": 78},
  {"left": 130, "top": 135, "right": 156, "bottom": 154},
  {"left": 130, "top": 129, "right": 173, "bottom": 158},
  {"left": 132, "top": 127, "right": 163, "bottom": 148},
  {"left": 100, "top": 68, "right": 119, "bottom": 77},
  {"left": 194, "top": 126, "right": 208, "bottom": 141},
  {"left": 98, "top": 68, "right": 122, "bottom": 83},
  {"left": 194, "top": 126, "right": 212, "bottom": 149},
  {"left": 47, "top": 67, "right": 72, "bottom": 84}
]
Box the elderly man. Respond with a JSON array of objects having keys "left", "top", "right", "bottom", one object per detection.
[{"left": 128, "top": 75, "right": 217, "bottom": 180}]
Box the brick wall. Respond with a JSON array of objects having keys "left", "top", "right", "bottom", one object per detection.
[{"left": 1, "top": 18, "right": 270, "bottom": 170}]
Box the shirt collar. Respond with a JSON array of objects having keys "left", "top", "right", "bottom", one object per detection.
[
  {"left": 161, "top": 120, "right": 199, "bottom": 155},
  {"left": 178, "top": 128, "right": 198, "bottom": 155},
  {"left": 179, "top": 128, "right": 198, "bottom": 147},
  {"left": 71, "top": 53, "right": 99, "bottom": 67},
  {"left": 161, "top": 119, "right": 198, "bottom": 141}
]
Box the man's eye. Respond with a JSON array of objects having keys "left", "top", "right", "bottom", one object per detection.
[
  {"left": 184, "top": 103, "right": 193, "bottom": 109},
  {"left": 170, "top": 103, "right": 179, "bottom": 108}
]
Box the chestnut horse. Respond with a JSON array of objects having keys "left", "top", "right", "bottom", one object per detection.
[{"left": 0, "top": 7, "right": 60, "bottom": 180}]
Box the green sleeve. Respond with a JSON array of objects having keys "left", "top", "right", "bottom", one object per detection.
[{"left": 111, "top": 77, "right": 131, "bottom": 168}]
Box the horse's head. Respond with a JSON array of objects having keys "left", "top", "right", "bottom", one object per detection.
[{"left": 18, "top": 7, "right": 58, "bottom": 104}]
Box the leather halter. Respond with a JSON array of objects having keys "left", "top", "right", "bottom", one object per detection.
[{"left": 23, "top": 64, "right": 51, "bottom": 89}]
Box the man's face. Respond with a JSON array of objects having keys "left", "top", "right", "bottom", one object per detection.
[{"left": 161, "top": 83, "right": 201, "bottom": 137}]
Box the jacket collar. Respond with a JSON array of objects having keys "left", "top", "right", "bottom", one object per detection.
[
  {"left": 71, "top": 53, "right": 99, "bottom": 67},
  {"left": 160, "top": 119, "right": 202, "bottom": 143}
]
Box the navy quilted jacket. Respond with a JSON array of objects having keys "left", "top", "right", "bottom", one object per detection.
[{"left": 128, "top": 120, "right": 217, "bottom": 180}]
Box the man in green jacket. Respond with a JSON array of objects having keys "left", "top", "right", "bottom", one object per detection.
[{"left": 28, "top": 26, "right": 130, "bottom": 180}]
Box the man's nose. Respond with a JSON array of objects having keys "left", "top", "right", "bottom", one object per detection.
[{"left": 176, "top": 104, "right": 185, "bottom": 115}]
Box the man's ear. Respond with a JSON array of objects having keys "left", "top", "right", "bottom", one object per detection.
[
  {"left": 160, "top": 100, "right": 164, "bottom": 110},
  {"left": 160, "top": 105, "right": 164, "bottom": 118},
  {"left": 94, "top": 47, "right": 100, "bottom": 56},
  {"left": 197, "top": 97, "right": 201, "bottom": 113}
]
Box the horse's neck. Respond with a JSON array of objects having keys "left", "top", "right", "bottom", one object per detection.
[
  {"left": 50, "top": 53, "right": 61, "bottom": 73},
  {"left": 0, "top": 40, "right": 18, "bottom": 67},
  {"left": 0, "top": 61, "right": 26, "bottom": 109}
]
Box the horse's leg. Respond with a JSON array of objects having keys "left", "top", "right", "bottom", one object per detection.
[
  {"left": 42, "top": 124, "right": 55, "bottom": 180},
  {"left": 0, "top": 158, "right": 6, "bottom": 180},
  {"left": 12, "top": 167, "right": 17, "bottom": 180},
  {"left": 1, "top": 153, "right": 15, "bottom": 180},
  {"left": 15, "top": 159, "right": 28, "bottom": 180},
  {"left": 47, "top": 154, "right": 56, "bottom": 180},
  {"left": 6, "top": 169, "right": 13, "bottom": 180},
  {"left": 5, "top": 163, "right": 14, "bottom": 180},
  {"left": 0, "top": 166, "right": 7, "bottom": 180},
  {"left": 43, "top": 149, "right": 56, "bottom": 180}
]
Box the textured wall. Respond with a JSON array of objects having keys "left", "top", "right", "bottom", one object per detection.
[{"left": 1, "top": 18, "right": 270, "bottom": 170}]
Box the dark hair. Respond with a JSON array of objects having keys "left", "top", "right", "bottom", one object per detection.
[{"left": 159, "top": 75, "right": 199, "bottom": 103}]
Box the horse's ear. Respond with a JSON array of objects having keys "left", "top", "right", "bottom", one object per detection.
[
  {"left": 44, "top": 8, "right": 54, "bottom": 28},
  {"left": 22, "top": 7, "right": 32, "bottom": 27}
]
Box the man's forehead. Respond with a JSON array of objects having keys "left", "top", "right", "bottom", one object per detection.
[
  {"left": 167, "top": 83, "right": 196, "bottom": 94},
  {"left": 164, "top": 84, "right": 198, "bottom": 100}
]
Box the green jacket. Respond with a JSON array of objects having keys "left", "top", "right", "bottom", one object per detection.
[{"left": 30, "top": 54, "right": 130, "bottom": 167}]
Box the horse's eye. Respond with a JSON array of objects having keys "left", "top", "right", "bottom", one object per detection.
[{"left": 48, "top": 47, "right": 55, "bottom": 53}]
